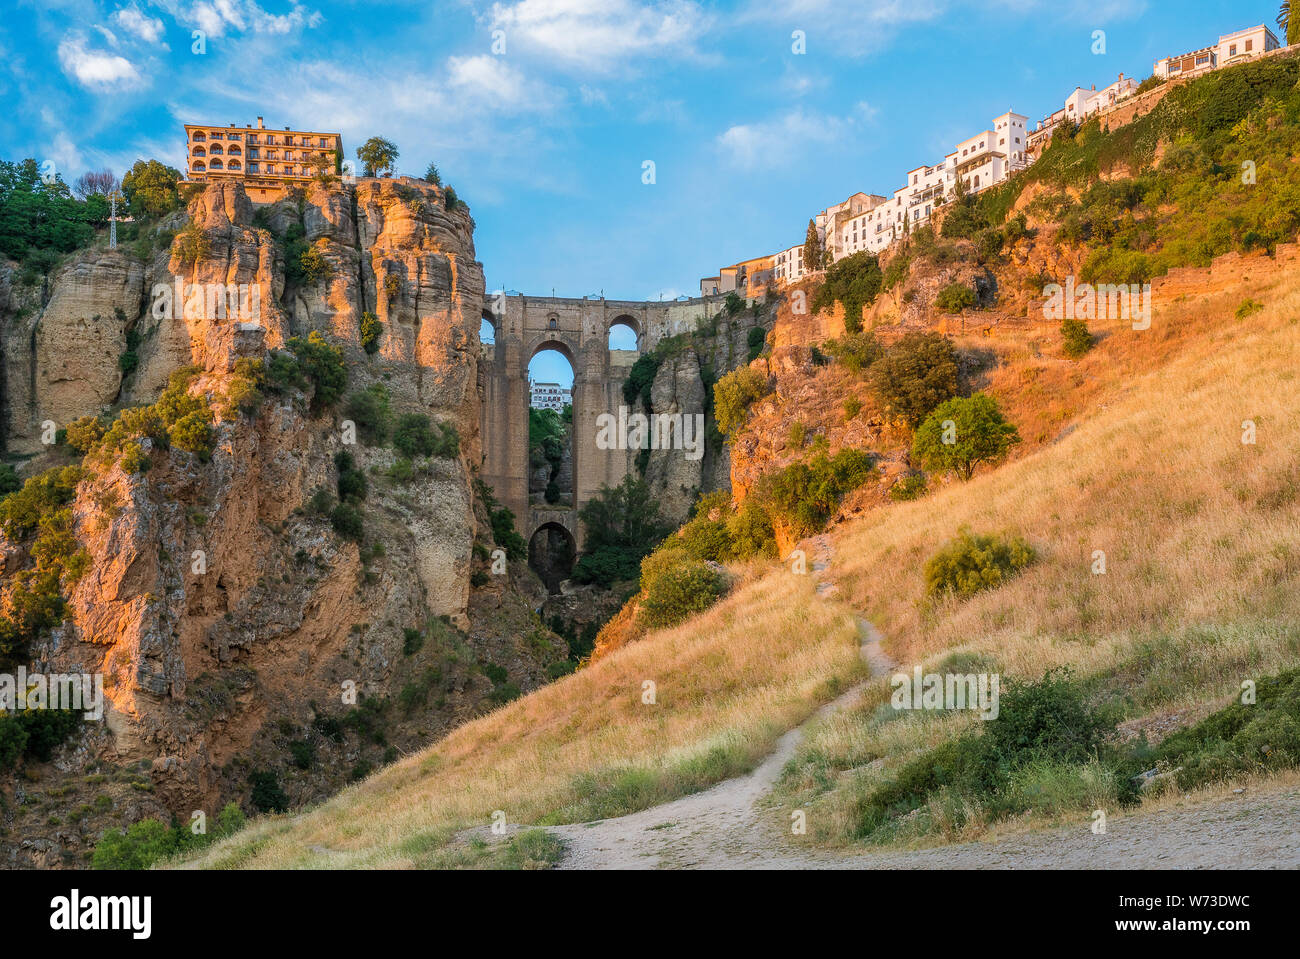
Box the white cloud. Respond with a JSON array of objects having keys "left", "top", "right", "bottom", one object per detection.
[
  {"left": 179, "top": 0, "right": 322, "bottom": 39},
  {"left": 115, "top": 4, "right": 168, "bottom": 44},
  {"left": 446, "top": 54, "right": 561, "bottom": 112},
  {"left": 57, "top": 33, "right": 145, "bottom": 90},
  {"left": 717, "top": 107, "right": 871, "bottom": 169},
  {"left": 487, "top": 0, "right": 710, "bottom": 73},
  {"left": 740, "top": 0, "right": 946, "bottom": 54}
]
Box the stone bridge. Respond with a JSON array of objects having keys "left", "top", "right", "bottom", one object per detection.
[{"left": 478, "top": 293, "right": 725, "bottom": 579}]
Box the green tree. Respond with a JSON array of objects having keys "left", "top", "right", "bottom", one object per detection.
[
  {"left": 357, "top": 137, "right": 399, "bottom": 177},
  {"left": 1280, "top": 3, "right": 1300, "bottom": 45},
  {"left": 1061, "top": 318, "right": 1093, "bottom": 358},
  {"left": 802, "top": 219, "right": 822, "bottom": 276},
  {"left": 572, "top": 476, "right": 671, "bottom": 587},
  {"left": 360, "top": 310, "right": 382, "bottom": 354},
  {"left": 424, "top": 162, "right": 442, "bottom": 186},
  {"left": 287, "top": 331, "right": 347, "bottom": 409},
  {"left": 121, "top": 159, "right": 182, "bottom": 218},
  {"left": 869, "top": 331, "right": 961, "bottom": 428},
  {"left": 912, "top": 394, "right": 1020, "bottom": 481}
]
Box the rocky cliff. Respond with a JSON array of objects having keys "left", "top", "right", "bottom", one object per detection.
[{"left": 0, "top": 178, "right": 565, "bottom": 867}]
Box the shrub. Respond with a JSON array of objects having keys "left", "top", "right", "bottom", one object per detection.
[
  {"left": 912, "top": 394, "right": 1020, "bottom": 481},
  {"left": 869, "top": 332, "right": 960, "bottom": 429},
  {"left": 843, "top": 397, "right": 862, "bottom": 420},
  {"left": 811, "top": 252, "right": 883, "bottom": 333},
  {"left": 0, "top": 465, "right": 19, "bottom": 496},
  {"left": 727, "top": 500, "right": 776, "bottom": 558},
  {"left": 622, "top": 353, "right": 661, "bottom": 408},
  {"left": 393, "top": 414, "right": 459, "bottom": 458},
  {"left": 224, "top": 357, "right": 267, "bottom": 417},
  {"left": 65, "top": 416, "right": 107, "bottom": 453},
  {"left": 402, "top": 627, "right": 424, "bottom": 655},
  {"left": 286, "top": 332, "right": 346, "bottom": 410},
  {"left": 248, "top": 770, "right": 289, "bottom": 813},
  {"left": 889, "top": 472, "right": 928, "bottom": 501},
  {"left": 169, "top": 409, "right": 215, "bottom": 460},
  {"left": 746, "top": 325, "right": 767, "bottom": 362},
  {"left": 934, "top": 281, "right": 977, "bottom": 313},
  {"left": 335, "top": 451, "right": 367, "bottom": 504},
  {"left": 298, "top": 245, "right": 332, "bottom": 284},
  {"left": 174, "top": 222, "right": 210, "bottom": 265},
  {"left": 345, "top": 385, "right": 392, "bottom": 444},
  {"left": 639, "top": 558, "right": 728, "bottom": 629},
  {"left": 476, "top": 481, "right": 526, "bottom": 561},
  {"left": 360, "top": 310, "right": 383, "bottom": 355},
  {"left": 330, "top": 503, "right": 364, "bottom": 541},
  {"left": 288, "top": 739, "right": 316, "bottom": 770},
  {"left": 823, "top": 332, "right": 881, "bottom": 374},
  {"left": 757, "top": 448, "right": 875, "bottom": 539},
  {"left": 1061, "top": 318, "right": 1094, "bottom": 358},
  {"left": 713, "top": 366, "right": 770, "bottom": 437},
  {"left": 924, "top": 528, "right": 1036, "bottom": 599}
]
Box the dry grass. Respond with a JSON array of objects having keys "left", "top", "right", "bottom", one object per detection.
[
  {"left": 182, "top": 570, "right": 861, "bottom": 868},
  {"left": 776, "top": 268, "right": 1300, "bottom": 845}
]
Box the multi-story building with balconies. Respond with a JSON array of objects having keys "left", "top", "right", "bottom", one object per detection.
[{"left": 183, "top": 117, "right": 344, "bottom": 203}]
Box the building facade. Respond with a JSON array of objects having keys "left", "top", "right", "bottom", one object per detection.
[
  {"left": 1154, "top": 24, "right": 1280, "bottom": 79},
  {"left": 183, "top": 117, "right": 344, "bottom": 203},
  {"left": 529, "top": 381, "right": 571, "bottom": 412}
]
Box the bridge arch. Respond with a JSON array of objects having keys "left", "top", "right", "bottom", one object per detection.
[{"left": 528, "top": 517, "right": 577, "bottom": 593}]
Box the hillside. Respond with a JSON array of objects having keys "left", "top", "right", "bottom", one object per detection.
[
  {"left": 178, "top": 53, "right": 1300, "bottom": 868},
  {"left": 179, "top": 239, "right": 1298, "bottom": 867}
]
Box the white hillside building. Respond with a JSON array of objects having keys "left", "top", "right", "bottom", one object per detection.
[{"left": 774, "top": 244, "right": 807, "bottom": 284}]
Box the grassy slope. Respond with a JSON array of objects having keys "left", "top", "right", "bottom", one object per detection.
[
  {"left": 183, "top": 570, "right": 861, "bottom": 867},
  {"left": 775, "top": 264, "right": 1300, "bottom": 846}
]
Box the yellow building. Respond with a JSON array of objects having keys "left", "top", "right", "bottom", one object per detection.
[{"left": 183, "top": 116, "right": 344, "bottom": 202}]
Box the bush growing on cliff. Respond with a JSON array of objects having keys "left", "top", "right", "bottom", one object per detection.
[
  {"left": 394, "top": 414, "right": 459, "bottom": 459},
  {"left": 64, "top": 415, "right": 107, "bottom": 453},
  {"left": 283, "top": 332, "right": 347, "bottom": 410},
  {"left": 622, "top": 353, "right": 662, "bottom": 409},
  {"left": 345, "top": 385, "right": 392, "bottom": 444},
  {"left": 174, "top": 222, "right": 211, "bottom": 266},
  {"left": 475, "top": 481, "right": 527, "bottom": 561},
  {"left": 713, "top": 366, "right": 770, "bottom": 438},
  {"left": 360, "top": 310, "right": 383, "bottom": 354},
  {"left": 811, "top": 252, "right": 883, "bottom": 334},
  {"left": 746, "top": 325, "right": 768, "bottom": 363},
  {"left": 0, "top": 708, "right": 83, "bottom": 770},
  {"left": 0, "top": 465, "right": 19, "bottom": 497},
  {"left": 335, "top": 451, "right": 368, "bottom": 504},
  {"left": 934, "top": 281, "right": 977, "bottom": 313},
  {"left": 869, "top": 332, "right": 960, "bottom": 429},
  {"left": 823, "top": 332, "right": 881, "bottom": 375},
  {"left": 756, "top": 449, "right": 875, "bottom": 539}
]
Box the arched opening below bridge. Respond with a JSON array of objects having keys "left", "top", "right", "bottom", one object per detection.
[
  {"left": 479, "top": 312, "right": 496, "bottom": 345},
  {"left": 528, "top": 523, "right": 576, "bottom": 594},
  {"left": 608, "top": 320, "right": 639, "bottom": 351},
  {"left": 527, "top": 345, "right": 575, "bottom": 508}
]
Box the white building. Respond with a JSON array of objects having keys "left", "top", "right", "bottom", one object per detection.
[
  {"left": 774, "top": 243, "right": 807, "bottom": 285},
  {"left": 1154, "top": 24, "right": 1281, "bottom": 79},
  {"left": 530, "top": 381, "right": 571, "bottom": 412},
  {"left": 1063, "top": 74, "right": 1138, "bottom": 122}
]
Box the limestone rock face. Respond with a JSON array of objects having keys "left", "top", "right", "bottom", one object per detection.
[{"left": 643, "top": 349, "right": 708, "bottom": 524}]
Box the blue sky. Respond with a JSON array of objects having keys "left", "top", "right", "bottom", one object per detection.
[{"left": 0, "top": 0, "right": 1279, "bottom": 389}]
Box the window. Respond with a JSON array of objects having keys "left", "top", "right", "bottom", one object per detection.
[
  {"left": 1229, "top": 44, "right": 1237, "bottom": 56},
  {"left": 1246, "top": 39, "right": 1253, "bottom": 52}
]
